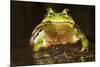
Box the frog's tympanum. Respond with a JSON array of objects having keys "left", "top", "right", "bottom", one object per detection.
[{"left": 30, "top": 8, "right": 88, "bottom": 52}]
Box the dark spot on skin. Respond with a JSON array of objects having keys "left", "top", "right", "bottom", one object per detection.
[{"left": 62, "top": 13, "right": 66, "bottom": 16}]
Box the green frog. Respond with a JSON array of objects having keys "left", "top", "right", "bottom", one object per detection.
[{"left": 30, "top": 8, "right": 88, "bottom": 52}]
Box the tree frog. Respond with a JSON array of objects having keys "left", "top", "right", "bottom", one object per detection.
[{"left": 30, "top": 8, "right": 88, "bottom": 52}]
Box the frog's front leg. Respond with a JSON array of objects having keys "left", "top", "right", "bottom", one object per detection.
[
  {"left": 80, "top": 33, "right": 89, "bottom": 52},
  {"left": 30, "top": 23, "right": 43, "bottom": 45},
  {"left": 33, "top": 32, "right": 43, "bottom": 52},
  {"left": 78, "top": 31, "right": 89, "bottom": 52},
  {"left": 33, "top": 31, "right": 50, "bottom": 52}
]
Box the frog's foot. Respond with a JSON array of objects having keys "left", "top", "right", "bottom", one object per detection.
[{"left": 77, "top": 32, "right": 89, "bottom": 52}]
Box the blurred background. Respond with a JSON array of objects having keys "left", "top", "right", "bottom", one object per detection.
[{"left": 11, "top": 1, "right": 95, "bottom": 66}]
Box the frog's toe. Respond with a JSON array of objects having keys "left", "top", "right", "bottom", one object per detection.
[
  {"left": 80, "top": 48, "right": 85, "bottom": 52},
  {"left": 80, "top": 47, "right": 88, "bottom": 52}
]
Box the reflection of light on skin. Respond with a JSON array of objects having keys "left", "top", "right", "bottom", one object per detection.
[
  {"left": 43, "top": 20, "right": 74, "bottom": 24},
  {"left": 70, "top": 35, "right": 80, "bottom": 43},
  {"left": 42, "top": 38, "right": 50, "bottom": 48},
  {"left": 34, "top": 32, "right": 42, "bottom": 43}
]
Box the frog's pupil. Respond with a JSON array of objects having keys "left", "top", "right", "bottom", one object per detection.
[{"left": 50, "top": 12, "right": 55, "bottom": 16}]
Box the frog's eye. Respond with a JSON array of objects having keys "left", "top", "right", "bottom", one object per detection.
[
  {"left": 49, "top": 12, "right": 55, "bottom": 16},
  {"left": 61, "top": 9, "right": 68, "bottom": 16},
  {"left": 47, "top": 8, "right": 54, "bottom": 14},
  {"left": 60, "top": 13, "right": 66, "bottom": 16},
  {"left": 62, "top": 8, "right": 68, "bottom": 13},
  {"left": 61, "top": 13, "right": 67, "bottom": 16},
  {"left": 47, "top": 8, "right": 55, "bottom": 17}
]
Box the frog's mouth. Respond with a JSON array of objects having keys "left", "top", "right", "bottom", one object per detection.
[
  {"left": 44, "top": 20, "right": 74, "bottom": 25},
  {"left": 45, "top": 20, "right": 75, "bottom": 28},
  {"left": 49, "top": 20, "right": 73, "bottom": 22}
]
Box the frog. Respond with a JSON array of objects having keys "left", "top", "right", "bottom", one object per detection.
[{"left": 30, "top": 8, "right": 88, "bottom": 52}]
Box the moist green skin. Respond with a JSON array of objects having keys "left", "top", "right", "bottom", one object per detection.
[{"left": 30, "top": 8, "right": 88, "bottom": 52}]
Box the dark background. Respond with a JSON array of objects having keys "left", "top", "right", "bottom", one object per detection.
[{"left": 11, "top": 1, "right": 95, "bottom": 66}]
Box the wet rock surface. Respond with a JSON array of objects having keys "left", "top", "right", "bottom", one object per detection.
[
  {"left": 32, "top": 42, "right": 95, "bottom": 65},
  {"left": 11, "top": 41, "right": 95, "bottom": 66}
]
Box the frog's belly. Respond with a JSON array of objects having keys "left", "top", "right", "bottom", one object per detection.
[
  {"left": 44, "top": 32, "right": 74, "bottom": 44},
  {"left": 43, "top": 24, "right": 75, "bottom": 45}
]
